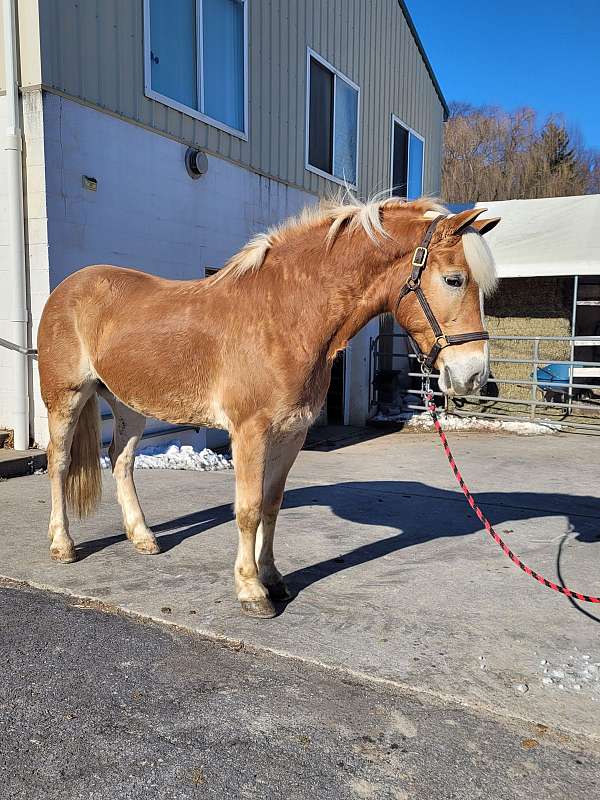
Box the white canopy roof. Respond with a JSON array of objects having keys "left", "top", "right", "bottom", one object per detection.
[{"left": 465, "top": 195, "right": 600, "bottom": 279}]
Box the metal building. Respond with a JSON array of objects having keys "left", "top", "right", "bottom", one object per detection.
[{"left": 0, "top": 0, "right": 446, "bottom": 450}]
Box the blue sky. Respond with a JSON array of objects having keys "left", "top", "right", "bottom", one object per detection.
[{"left": 404, "top": 0, "right": 600, "bottom": 149}]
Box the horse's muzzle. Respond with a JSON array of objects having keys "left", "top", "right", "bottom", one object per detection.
[{"left": 438, "top": 356, "right": 489, "bottom": 398}]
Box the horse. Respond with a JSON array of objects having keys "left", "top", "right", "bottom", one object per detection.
[{"left": 37, "top": 196, "right": 500, "bottom": 618}]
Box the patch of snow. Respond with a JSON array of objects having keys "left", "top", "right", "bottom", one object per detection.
[
  {"left": 100, "top": 441, "right": 233, "bottom": 472},
  {"left": 372, "top": 408, "right": 557, "bottom": 436},
  {"left": 538, "top": 652, "right": 600, "bottom": 695}
]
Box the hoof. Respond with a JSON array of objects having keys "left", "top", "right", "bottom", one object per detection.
[
  {"left": 133, "top": 538, "right": 161, "bottom": 555},
  {"left": 266, "top": 580, "right": 291, "bottom": 601},
  {"left": 50, "top": 545, "right": 77, "bottom": 564},
  {"left": 240, "top": 598, "right": 277, "bottom": 619}
]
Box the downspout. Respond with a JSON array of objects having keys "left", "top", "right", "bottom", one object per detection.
[{"left": 2, "top": 0, "right": 29, "bottom": 450}]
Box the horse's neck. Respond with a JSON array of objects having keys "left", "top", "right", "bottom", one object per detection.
[
  {"left": 325, "top": 277, "right": 389, "bottom": 356},
  {"left": 288, "top": 238, "right": 398, "bottom": 359},
  {"left": 218, "top": 222, "right": 413, "bottom": 361}
]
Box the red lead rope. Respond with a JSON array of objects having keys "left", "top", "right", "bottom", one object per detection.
[{"left": 425, "top": 391, "right": 600, "bottom": 604}]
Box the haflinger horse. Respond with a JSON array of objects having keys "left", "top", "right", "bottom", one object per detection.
[{"left": 38, "top": 196, "right": 500, "bottom": 618}]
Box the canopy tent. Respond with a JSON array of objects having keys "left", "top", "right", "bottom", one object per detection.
[{"left": 458, "top": 195, "right": 600, "bottom": 279}]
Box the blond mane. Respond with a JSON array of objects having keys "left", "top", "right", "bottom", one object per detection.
[
  {"left": 211, "top": 194, "right": 497, "bottom": 296},
  {"left": 211, "top": 194, "right": 448, "bottom": 283}
]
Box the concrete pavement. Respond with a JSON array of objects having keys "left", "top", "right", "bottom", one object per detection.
[{"left": 1, "top": 429, "right": 599, "bottom": 744}]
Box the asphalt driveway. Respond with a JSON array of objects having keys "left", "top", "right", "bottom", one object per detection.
[{"left": 1, "top": 581, "right": 599, "bottom": 800}]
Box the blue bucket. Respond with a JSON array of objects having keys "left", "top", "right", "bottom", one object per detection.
[{"left": 535, "top": 363, "right": 578, "bottom": 392}]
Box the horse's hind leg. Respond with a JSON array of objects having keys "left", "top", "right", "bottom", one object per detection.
[
  {"left": 99, "top": 388, "right": 159, "bottom": 555},
  {"left": 256, "top": 428, "right": 307, "bottom": 600},
  {"left": 47, "top": 385, "right": 95, "bottom": 562}
]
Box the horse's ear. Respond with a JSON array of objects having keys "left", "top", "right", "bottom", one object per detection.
[
  {"left": 471, "top": 217, "right": 501, "bottom": 236},
  {"left": 445, "top": 208, "right": 489, "bottom": 236}
]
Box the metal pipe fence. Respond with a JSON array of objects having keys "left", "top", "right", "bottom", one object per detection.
[
  {"left": 0, "top": 336, "right": 37, "bottom": 357},
  {"left": 369, "top": 333, "right": 600, "bottom": 433}
]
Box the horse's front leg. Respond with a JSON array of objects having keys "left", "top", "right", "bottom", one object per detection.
[
  {"left": 232, "top": 417, "right": 275, "bottom": 618},
  {"left": 256, "top": 428, "right": 307, "bottom": 600}
]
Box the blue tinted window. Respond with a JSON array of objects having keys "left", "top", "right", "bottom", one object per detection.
[
  {"left": 308, "top": 58, "right": 334, "bottom": 173},
  {"left": 148, "top": 0, "right": 246, "bottom": 134},
  {"left": 150, "top": 0, "right": 197, "bottom": 109},
  {"left": 391, "top": 122, "right": 409, "bottom": 197},
  {"left": 408, "top": 133, "right": 424, "bottom": 199},
  {"left": 202, "top": 0, "right": 245, "bottom": 131},
  {"left": 333, "top": 79, "right": 358, "bottom": 185}
]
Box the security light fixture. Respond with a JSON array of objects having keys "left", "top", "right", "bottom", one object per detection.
[{"left": 185, "top": 148, "right": 209, "bottom": 179}]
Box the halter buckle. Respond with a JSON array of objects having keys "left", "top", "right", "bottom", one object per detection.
[
  {"left": 436, "top": 334, "right": 449, "bottom": 349},
  {"left": 412, "top": 246, "right": 428, "bottom": 268}
]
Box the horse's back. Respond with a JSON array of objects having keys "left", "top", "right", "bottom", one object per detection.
[
  {"left": 40, "top": 264, "right": 205, "bottom": 336},
  {"left": 44, "top": 264, "right": 175, "bottom": 307}
]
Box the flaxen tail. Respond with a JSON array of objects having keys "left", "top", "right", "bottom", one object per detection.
[{"left": 66, "top": 394, "right": 102, "bottom": 517}]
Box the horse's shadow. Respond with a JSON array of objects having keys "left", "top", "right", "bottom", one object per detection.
[{"left": 80, "top": 480, "right": 599, "bottom": 614}]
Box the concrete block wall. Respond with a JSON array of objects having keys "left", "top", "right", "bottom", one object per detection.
[
  {"left": 0, "top": 89, "right": 50, "bottom": 447},
  {"left": 0, "top": 95, "right": 12, "bottom": 429},
  {"left": 24, "top": 90, "right": 51, "bottom": 447},
  {"left": 43, "top": 94, "right": 314, "bottom": 286}
]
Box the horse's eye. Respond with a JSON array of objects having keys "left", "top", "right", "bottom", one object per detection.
[{"left": 444, "top": 274, "right": 465, "bottom": 289}]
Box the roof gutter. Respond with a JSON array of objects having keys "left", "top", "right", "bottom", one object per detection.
[
  {"left": 2, "top": 0, "right": 30, "bottom": 450},
  {"left": 396, "top": 0, "right": 449, "bottom": 120}
]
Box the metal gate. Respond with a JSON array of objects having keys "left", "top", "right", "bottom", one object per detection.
[{"left": 369, "top": 333, "right": 600, "bottom": 433}]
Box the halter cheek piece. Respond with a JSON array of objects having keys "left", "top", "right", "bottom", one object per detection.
[{"left": 393, "top": 215, "right": 489, "bottom": 372}]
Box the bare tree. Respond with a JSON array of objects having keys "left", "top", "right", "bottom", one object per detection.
[
  {"left": 442, "top": 103, "right": 599, "bottom": 202},
  {"left": 584, "top": 150, "right": 600, "bottom": 194}
]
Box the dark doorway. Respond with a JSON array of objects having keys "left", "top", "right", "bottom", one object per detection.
[{"left": 327, "top": 351, "right": 346, "bottom": 424}]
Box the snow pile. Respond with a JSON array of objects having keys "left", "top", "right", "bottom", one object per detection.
[
  {"left": 372, "top": 403, "right": 557, "bottom": 436},
  {"left": 539, "top": 653, "right": 600, "bottom": 696},
  {"left": 405, "top": 410, "right": 556, "bottom": 436},
  {"left": 100, "top": 441, "right": 233, "bottom": 471}
]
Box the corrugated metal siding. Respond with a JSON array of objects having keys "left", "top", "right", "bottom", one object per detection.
[{"left": 37, "top": 0, "right": 444, "bottom": 197}]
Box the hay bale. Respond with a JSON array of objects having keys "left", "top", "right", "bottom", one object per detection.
[{"left": 449, "top": 277, "right": 574, "bottom": 419}]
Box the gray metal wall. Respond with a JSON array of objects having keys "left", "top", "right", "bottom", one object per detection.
[{"left": 34, "top": 0, "right": 444, "bottom": 197}]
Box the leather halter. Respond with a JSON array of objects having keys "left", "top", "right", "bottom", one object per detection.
[{"left": 393, "top": 215, "right": 489, "bottom": 372}]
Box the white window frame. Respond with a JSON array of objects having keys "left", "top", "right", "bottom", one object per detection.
[
  {"left": 305, "top": 47, "right": 360, "bottom": 189},
  {"left": 143, "top": 0, "right": 249, "bottom": 140},
  {"left": 389, "top": 114, "right": 426, "bottom": 197}
]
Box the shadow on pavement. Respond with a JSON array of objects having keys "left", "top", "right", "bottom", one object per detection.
[{"left": 78, "top": 480, "right": 600, "bottom": 619}]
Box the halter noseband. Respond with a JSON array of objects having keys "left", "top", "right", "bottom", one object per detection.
[{"left": 393, "top": 215, "right": 489, "bottom": 372}]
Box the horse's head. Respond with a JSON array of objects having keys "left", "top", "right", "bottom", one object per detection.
[{"left": 391, "top": 208, "right": 500, "bottom": 397}]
